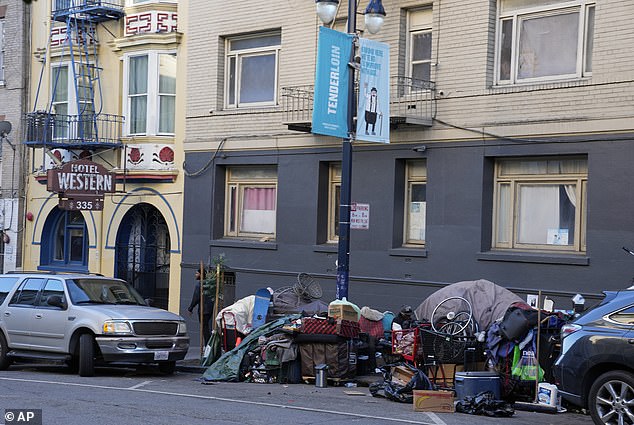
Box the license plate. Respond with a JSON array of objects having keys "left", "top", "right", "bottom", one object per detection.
[{"left": 154, "top": 351, "right": 169, "bottom": 361}]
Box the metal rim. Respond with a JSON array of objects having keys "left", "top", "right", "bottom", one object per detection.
[
  {"left": 430, "top": 296, "right": 473, "bottom": 335},
  {"left": 594, "top": 379, "right": 634, "bottom": 424}
]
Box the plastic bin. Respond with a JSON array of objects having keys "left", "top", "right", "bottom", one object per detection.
[{"left": 454, "top": 371, "right": 501, "bottom": 401}]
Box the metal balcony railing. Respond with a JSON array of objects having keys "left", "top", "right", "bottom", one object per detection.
[
  {"left": 23, "top": 111, "right": 124, "bottom": 148},
  {"left": 281, "top": 85, "right": 314, "bottom": 132},
  {"left": 52, "top": 0, "right": 125, "bottom": 23},
  {"left": 389, "top": 76, "right": 436, "bottom": 127},
  {"left": 281, "top": 76, "right": 436, "bottom": 132}
]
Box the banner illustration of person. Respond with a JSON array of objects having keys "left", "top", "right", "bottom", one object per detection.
[{"left": 356, "top": 37, "right": 390, "bottom": 143}]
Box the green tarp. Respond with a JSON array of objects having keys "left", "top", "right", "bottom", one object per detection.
[{"left": 201, "top": 314, "right": 300, "bottom": 382}]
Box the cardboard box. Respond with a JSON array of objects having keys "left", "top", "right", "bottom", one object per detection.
[
  {"left": 391, "top": 365, "right": 415, "bottom": 386},
  {"left": 328, "top": 304, "right": 359, "bottom": 322},
  {"left": 413, "top": 390, "right": 455, "bottom": 413},
  {"left": 427, "top": 363, "right": 458, "bottom": 386}
]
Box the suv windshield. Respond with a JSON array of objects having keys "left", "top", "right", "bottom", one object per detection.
[{"left": 67, "top": 279, "right": 146, "bottom": 305}]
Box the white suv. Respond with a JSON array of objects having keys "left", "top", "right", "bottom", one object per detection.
[{"left": 0, "top": 272, "right": 189, "bottom": 376}]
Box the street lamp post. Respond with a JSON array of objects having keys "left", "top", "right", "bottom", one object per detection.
[{"left": 315, "top": 0, "right": 386, "bottom": 300}]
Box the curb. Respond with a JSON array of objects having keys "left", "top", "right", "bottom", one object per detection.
[{"left": 176, "top": 361, "right": 206, "bottom": 374}]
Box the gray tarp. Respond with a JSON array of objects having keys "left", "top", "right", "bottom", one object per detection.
[
  {"left": 201, "top": 314, "right": 300, "bottom": 382},
  {"left": 414, "top": 279, "right": 522, "bottom": 331}
]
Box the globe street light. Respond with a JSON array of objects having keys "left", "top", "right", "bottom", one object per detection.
[{"left": 315, "top": 0, "right": 386, "bottom": 300}]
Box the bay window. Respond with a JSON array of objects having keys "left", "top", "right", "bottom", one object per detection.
[{"left": 125, "top": 51, "right": 176, "bottom": 136}]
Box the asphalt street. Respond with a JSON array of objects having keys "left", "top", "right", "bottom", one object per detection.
[{"left": 0, "top": 363, "right": 594, "bottom": 425}]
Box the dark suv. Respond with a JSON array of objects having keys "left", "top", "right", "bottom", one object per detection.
[
  {"left": 0, "top": 273, "right": 189, "bottom": 376},
  {"left": 552, "top": 289, "right": 634, "bottom": 425}
]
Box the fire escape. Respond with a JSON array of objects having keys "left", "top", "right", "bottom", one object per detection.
[{"left": 24, "top": 0, "right": 125, "bottom": 158}]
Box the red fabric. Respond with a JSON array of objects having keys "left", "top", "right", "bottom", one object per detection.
[
  {"left": 358, "top": 317, "right": 384, "bottom": 339},
  {"left": 301, "top": 318, "right": 360, "bottom": 338}
]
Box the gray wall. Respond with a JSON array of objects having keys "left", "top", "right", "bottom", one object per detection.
[{"left": 182, "top": 135, "right": 634, "bottom": 315}]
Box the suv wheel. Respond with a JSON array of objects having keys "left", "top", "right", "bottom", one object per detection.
[
  {"left": 588, "top": 370, "right": 634, "bottom": 425},
  {"left": 78, "top": 334, "right": 95, "bottom": 377},
  {"left": 0, "top": 332, "right": 11, "bottom": 370},
  {"left": 158, "top": 361, "right": 176, "bottom": 375}
]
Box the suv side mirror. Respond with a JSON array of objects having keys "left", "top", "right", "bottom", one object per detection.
[
  {"left": 145, "top": 298, "right": 154, "bottom": 307},
  {"left": 47, "top": 295, "right": 67, "bottom": 309}
]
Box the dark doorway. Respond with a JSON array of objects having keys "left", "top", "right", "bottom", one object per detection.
[{"left": 115, "top": 203, "right": 170, "bottom": 310}]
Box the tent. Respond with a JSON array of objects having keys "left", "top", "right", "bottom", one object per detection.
[{"left": 414, "top": 279, "right": 523, "bottom": 332}]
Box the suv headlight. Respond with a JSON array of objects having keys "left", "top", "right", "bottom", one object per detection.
[
  {"left": 103, "top": 320, "right": 133, "bottom": 335},
  {"left": 178, "top": 321, "right": 187, "bottom": 334}
]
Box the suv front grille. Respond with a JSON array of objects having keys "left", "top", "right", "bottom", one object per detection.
[{"left": 132, "top": 322, "right": 178, "bottom": 336}]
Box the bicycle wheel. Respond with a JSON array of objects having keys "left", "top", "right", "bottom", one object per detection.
[{"left": 430, "top": 296, "right": 474, "bottom": 335}]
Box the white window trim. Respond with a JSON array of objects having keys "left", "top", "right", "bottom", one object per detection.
[
  {"left": 495, "top": 0, "right": 595, "bottom": 86},
  {"left": 0, "top": 18, "right": 5, "bottom": 84},
  {"left": 224, "top": 34, "right": 281, "bottom": 109},
  {"left": 224, "top": 168, "right": 278, "bottom": 239},
  {"left": 406, "top": 8, "right": 433, "bottom": 84},
  {"left": 492, "top": 159, "right": 587, "bottom": 253},
  {"left": 122, "top": 50, "right": 176, "bottom": 137},
  {"left": 403, "top": 160, "right": 427, "bottom": 247},
  {"left": 328, "top": 163, "right": 341, "bottom": 243},
  {"left": 125, "top": 0, "right": 177, "bottom": 6}
]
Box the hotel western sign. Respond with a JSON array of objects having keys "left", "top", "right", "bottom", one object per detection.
[{"left": 47, "top": 160, "right": 115, "bottom": 211}]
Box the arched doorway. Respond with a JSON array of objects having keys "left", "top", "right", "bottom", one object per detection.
[
  {"left": 40, "top": 208, "right": 88, "bottom": 271},
  {"left": 115, "top": 203, "right": 170, "bottom": 310}
]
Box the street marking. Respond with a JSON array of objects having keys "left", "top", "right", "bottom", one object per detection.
[
  {"left": 0, "top": 376, "right": 444, "bottom": 425},
  {"left": 128, "top": 380, "right": 153, "bottom": 390},
  {"left": 426, "top": 412, "right": 447, "bottom": 425}
]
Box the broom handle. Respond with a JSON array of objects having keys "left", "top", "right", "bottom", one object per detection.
[{"left": 534, "top": 290, "right": 542, "bottom": 403}]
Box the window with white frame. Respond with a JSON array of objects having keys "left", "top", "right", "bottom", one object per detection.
[
  {"left": 225, "top": 32, "right": 280, "bottom": 108},
  {"left": 125, "top": 51, "right": 176, "bottom": 136},
  {"left": 408, "top": 8, "right": 432, "bottom": 87},
  {"left": 328, "top": 163, "right": 341, "bottom": 243},
  {"left": 51, "top": 63, "right": 94, "bottom": 139},
  {"left": 493, "top": 157, "right": 587, "bottom": 252},
  {"left": 125, "top": 0, "right": 177, "bottom": 5},
  {"left": 496, "top": 0, "right": 595, "bottom": 84},
  {"left": 404, "top": 160, "right": 427, "bottom": 246},
  {"left": 0, "top": 18, "right": 5, "bottom": 83},
  {"left": 52, "top": 65, "right": 69, "bottom": 139},
  {"left": 225, "top": 166, "right": 277, "bottom": 239}
]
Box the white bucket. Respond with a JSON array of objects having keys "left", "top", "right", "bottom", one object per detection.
[{"left": 537, "top": 383, "right": 559, "bottom": 407}]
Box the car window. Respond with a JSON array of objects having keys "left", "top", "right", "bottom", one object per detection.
[
  {"left": 0, "top": 276, "right": 19, "bottom": 305},
  {"left": 609, "top": 305, "right": 634, "bottom": 325},
  {"left": 9, "top": 278, "right": 46, "bottom": 306},
  {"left": 66, "top": 279, "right": 145, "bottom": 305},
  {"left": 38, "top": 279, "right": 66, "bottom": 307}
]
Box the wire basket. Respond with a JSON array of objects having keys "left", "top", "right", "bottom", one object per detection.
[{"left": 419, "top": 328, "right": 483, "bottom": 364}]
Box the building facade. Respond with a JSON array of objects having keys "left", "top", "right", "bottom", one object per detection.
[
  {"left": 183, "top": 0, "right": 634, "bottom": 315},
  {"left": 0, "top": 0, "right": 29, "bottom": 274},
  {"left": 22, "top": 0, "right": 187, "bottom": 315}
]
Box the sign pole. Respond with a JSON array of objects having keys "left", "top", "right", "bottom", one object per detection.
[{"left": 199, "top": 261, "right": 204, "bottom": 357}]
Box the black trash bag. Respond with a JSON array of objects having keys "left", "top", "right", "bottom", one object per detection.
[
  {"left": 369, "top": 364, "right": 433, "bottom": 403},
  {"left": 369, "top": 380, "right": 414, "bottom": 403},
  {"left": 456, "top": 391, "right": 515, "bottom": 417}
]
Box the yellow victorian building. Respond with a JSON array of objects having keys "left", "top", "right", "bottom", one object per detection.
[{"left": 22, "top": 0, "right": 187, "bottom": 314}]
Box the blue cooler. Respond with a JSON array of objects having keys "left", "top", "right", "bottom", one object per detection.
[{"left": 454, "top": 371, "right": 501, "bottom": 401}]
